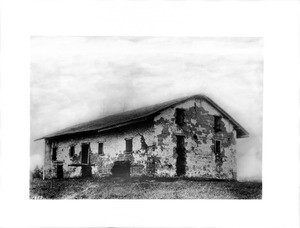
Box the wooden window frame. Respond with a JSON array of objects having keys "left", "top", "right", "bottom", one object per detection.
[
  {"left": 175, "top": 108, "right": 185, "bottom": 126},
  {"left": 98, "top": 142, "right": 104, "bottom": 155},
  {"left": 52, "top": 147, "right": 57, "bottom": 161},
  {"left": 69, "top": 145, "right": 75, "bottom": 157},
  {"left": 214, "top": 116, "right": 222, "bottom": 132},
  {"left": 125, "top": 138, "right": 133, "bottom": 153}
]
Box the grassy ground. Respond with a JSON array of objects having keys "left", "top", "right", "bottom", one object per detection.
[{"left": 30, "top": 176, "right": 262, "bottom": 199}]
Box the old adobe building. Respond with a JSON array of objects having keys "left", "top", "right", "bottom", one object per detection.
[{"left": 38, "top": 94, "right": 248, "bottom": 180}]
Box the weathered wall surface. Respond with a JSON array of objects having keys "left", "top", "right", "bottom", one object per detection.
[
  {"left": 44, "top": 98, "right": 237, "bottom": 180},
  {"left": 43, "top": 140, "right": 53, "bottom": 179},
  {"left": 153, "top": 98, "right": 237, "bottom": 179},
  {"left": 43, "top": 121, "right": 156, "bottom": 179}
]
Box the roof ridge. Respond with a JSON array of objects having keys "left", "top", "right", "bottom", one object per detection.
[{"left": 36, "top": 94, "right": 248, "bottom": 140}]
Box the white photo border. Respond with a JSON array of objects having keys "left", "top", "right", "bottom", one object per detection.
[{"left": 0, "top": 0, "right": 299, "bottom": 228}]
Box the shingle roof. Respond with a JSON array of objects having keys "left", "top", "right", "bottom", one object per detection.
[{"left": 37, "top": 94, "right": 249, "bottom": 140}]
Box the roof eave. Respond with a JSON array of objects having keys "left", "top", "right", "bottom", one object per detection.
[
  {"left": 236, "top": 128, "right": 249, "bottom": 138},
  {"left": 35, "top": 116, "right": 150, "bottom": 141},
  {"left": 35, "top": 94, "right": 249, "bottom": 141}
]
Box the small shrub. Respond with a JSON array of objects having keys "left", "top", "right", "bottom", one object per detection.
[{"left": 31, "top": 166, "right": 43, "bottom": 179}]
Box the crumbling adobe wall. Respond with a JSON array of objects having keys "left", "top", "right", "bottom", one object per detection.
[
  {"left": 43, "top": 98, "right": 238, "bottom": 180},
  {"left": 153, "top": 98, "right": 237, "bottom": 179},
  {"left": 43, "top": 120, "right": 157, "bottom": 179}
]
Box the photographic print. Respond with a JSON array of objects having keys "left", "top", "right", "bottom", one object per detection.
[{"left": 30, "top": 37, "right": 263, "bottom": 199}]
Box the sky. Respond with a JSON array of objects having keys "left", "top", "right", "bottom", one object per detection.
[{"left": 31, "top": 37, "right": 263, "bottom": 180}]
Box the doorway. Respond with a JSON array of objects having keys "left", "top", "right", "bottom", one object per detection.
[
  {"left": 176, "top": 135, "right": 186, "bottom": 176},
  {"left": 111, "top": 161, "right": 131, "bottom": 177},
  {"left": 57, "top": 165, "right": 63, "bottom": 179},
  {"left": 81, "top": 144, "right": 89, "bottom": 164},
  {"left": 81, "top": 144, "right": 91, "bottom": 177}
]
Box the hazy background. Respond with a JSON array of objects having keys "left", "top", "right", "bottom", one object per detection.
[{"left": 31, "top": 37, "right": 263, "bottom": 180}]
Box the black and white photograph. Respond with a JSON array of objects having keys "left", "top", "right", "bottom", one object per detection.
[
  {"left": 1, "top": 0, "right": 299, "bottom": 227},
  {"left": 30, "top": 37, "right": 263, "bottom": 199}
]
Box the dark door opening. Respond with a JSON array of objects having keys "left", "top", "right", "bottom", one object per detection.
[
  {"left": 176, "top": 135, "right": 186, "bottom": 176},
  {"left": 81, "top": 144, "right": 89, "bottom": 164},
  {"left": 81, "top": 144, "right": 91, "bottom": 177},
  {"left": 111, "top": 161, "right": 131, "bottom": 177},
  {"left": 57, "top": 165, "right": 63, "bottom": 179},
  {"left": 82, "top": 165, "right": 92, "bottom": 177}
]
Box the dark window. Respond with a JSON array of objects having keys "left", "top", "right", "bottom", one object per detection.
[
  {"left": 215, "top": 140, "right": 222, "bottom": 163},
  {"left": 125, "top": 138, "right": 133, "bottom": 152},
  {"left": 52, "top": 147, "right": 57, "bottom": 161},
  {"left": 69, "top": 145, "right": 75, "bottom": 157},
  {"left": 214, "top": 116, "right": 221, "bottom": 132},
  {"left": 193, "top": 134, "right": 198, "bottom": 140},
  {"left": 215, "top": 140, "right": 221, "bottom": 154},
  {"left": 98, "top": 143, "right": 104, "bottom": 155},
  {"left": 175, "top": 108, "right": 185, "bottom": 126}
]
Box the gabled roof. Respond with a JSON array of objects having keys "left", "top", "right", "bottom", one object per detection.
[{"left": 37, "top": 94, "right": 249, "bottom": 140}]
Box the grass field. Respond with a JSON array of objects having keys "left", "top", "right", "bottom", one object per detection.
[{"left": 30, "top": 176, "right": 262, "bottom": 199}]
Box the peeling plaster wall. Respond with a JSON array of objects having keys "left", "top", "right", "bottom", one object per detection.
[
  {"left": 44, "top": 98, "right": 237, "bottom": 180},
  {"left": 43, "top": 121, "right": 156, "bottom": 179},
  {"left": 153, "top": 98, "right": 237, "bottom": 179}
]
